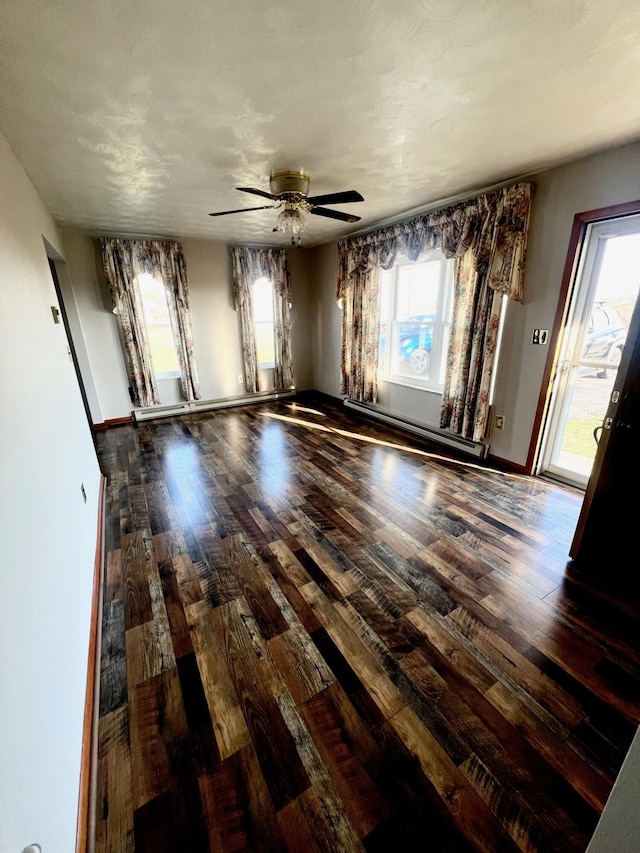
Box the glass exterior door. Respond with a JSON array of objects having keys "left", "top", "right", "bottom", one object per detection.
[{"left": 541, "top": 217, "right": 640, "bottom": 488}]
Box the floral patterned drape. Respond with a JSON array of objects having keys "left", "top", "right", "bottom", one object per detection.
[
  {"left": 100, "top": 238, "right": 201, "bottom": 407},
  {"left": 157, "top": 244, "right": 201, "bottom": 402},
  {"left": 337, "top": 181, "right": 534, "bottom": 437},
  {"left": 100, "top": 239, "right": 159, "bottom": 408},
  {"left": 231, "top": 245, "right": 294, "bottom": 393},
  {"left": 339, "top": 245, "right": 381, "bottom": 402},
  {"left": 440, "top": 251, "right": 500, "bottom": 441}
]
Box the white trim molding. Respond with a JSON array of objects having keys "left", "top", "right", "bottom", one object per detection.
[
  {"left": 344, "top": 398, "right": 488, "bottom": 459},
  {"left": 133, "top": 388, "right": 296, "bottom": 422}
]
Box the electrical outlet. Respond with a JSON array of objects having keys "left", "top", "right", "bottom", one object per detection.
[
  {"left": 238, "top": 374, "right": 244, "bottom": 384},
  {"left": 495, "top": 414, "right": 505, "bottom": 430}
]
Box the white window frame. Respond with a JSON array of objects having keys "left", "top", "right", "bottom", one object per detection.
[
  {"left": 378, "top": 251, "right": 454, "bottom": 392},
  {"left": 136, "top": 274, "right": 182, "bottom": 381}
]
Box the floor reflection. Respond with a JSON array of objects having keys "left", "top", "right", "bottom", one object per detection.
[
  {"left": 257, "top": 406, "right": 583, "bottom": 549},
  {"left": 257, "top": 421, "right": 292, "bottom": 501},
  {"left": 260, "top": 410, "right": 531, "bottom": 480}
]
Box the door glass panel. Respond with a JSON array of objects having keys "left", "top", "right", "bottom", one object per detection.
[
  {"left": 542, "top": 223, "right": 640, "bottom": 487},
  {"left": 552, "top": 366, "right": 616, "bottom": 480}
]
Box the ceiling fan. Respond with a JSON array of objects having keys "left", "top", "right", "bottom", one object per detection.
[{"left": 209, "top": 170, "right": 364, "bottom": 245}]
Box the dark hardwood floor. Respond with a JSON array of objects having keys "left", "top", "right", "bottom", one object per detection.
[{"left": 94, "top": 394, "right": 640, "bottom": 852}]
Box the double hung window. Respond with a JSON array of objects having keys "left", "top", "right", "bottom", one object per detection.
[{"left": 378, "top": 251, "right": 454, "bottom": 390}]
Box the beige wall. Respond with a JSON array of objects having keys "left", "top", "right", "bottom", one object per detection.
[
  {"left": 307, "top": 242, "right": 343, "bottom": 395},
  {"left": 61, "top": 233, "right": 314, "bottom": 421},
  {"left": 287, "top": 245, "right": 314, "bottom": 391},
  {"left": 309, "top": 139, "right": 640, "bottom": 467},
  {"left": 492, "top": 141, "right": 640, "bottom": 465},
  {"left": 60, "top": 229, "right": 132, "bottom": 421},
  {"left": 0, "top": 132, "right": 102, "bottom": 853}
]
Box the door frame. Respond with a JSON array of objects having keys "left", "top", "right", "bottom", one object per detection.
[{"left": 526, "top": 199, "right": 640, "bottom": 476}]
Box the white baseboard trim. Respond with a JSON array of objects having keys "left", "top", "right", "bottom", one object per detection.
[
  {"left": 343, "top": 398, "right": 487, "bottom": 459},
  {"left": 133, "top": 388, "right": 296, "bottom": 422}
]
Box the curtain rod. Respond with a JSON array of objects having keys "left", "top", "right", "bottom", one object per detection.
[{"left": 95, "top": 232, "right": 182, "bottom": 242}]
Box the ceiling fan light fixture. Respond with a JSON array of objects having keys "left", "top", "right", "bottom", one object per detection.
[{"left": 274, "top": 207, "right": 307, "bottom": 245}]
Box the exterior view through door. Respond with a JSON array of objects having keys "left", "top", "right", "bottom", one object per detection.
[{"left": 539, "top": 215, "right": 640, "bottom": 488}]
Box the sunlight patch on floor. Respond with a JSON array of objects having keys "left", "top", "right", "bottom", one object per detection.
[{"left": 259, "top": 410, "right": 535, "bottom": 481}]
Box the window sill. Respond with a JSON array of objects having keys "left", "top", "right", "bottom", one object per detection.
[{"left": 378, "top": 376, "right": 443, "bottom": 395}]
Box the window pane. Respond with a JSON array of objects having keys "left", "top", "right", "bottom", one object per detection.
[
  {"left": 391, "top": 260, "right": 441, "bottom": 381},
  {"left": 253, "top": 277, "right": 275, "bottom": 367},
  {"left": 396, "top": 261, "right": 440, "bottom": 320},
  {"left": 255, "top": 321, "right": 275, "bottom": 367},
  {"left": 137, "top": 274, "right": 180, "bottom": 375},
  {"left": 391, "top": 317, "right": 434, "bottom": 378},
  {"left": 146, "top": 326, "right": 181, "bottom": 374}
]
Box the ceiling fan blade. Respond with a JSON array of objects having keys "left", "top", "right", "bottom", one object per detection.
[
  {"left": 306, "top": 190, "right": 364, "bottom": 206},
  {"left": 310, "top": 206, "right": 361, "bottom": 223},
  {"left": 209, "top": 205, "right": 276, "bottom": 216},
  {"left": 236, "top": 186, "right": 278, "bottom": 200}
]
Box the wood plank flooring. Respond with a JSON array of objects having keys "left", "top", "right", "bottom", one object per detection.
[{"left": 94, "top": 394, "right": 640, "bottom": 852}]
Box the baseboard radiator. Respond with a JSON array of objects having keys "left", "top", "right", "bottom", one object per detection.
[
  {"left": 343, "top": 399, "right": 488, "bottom": 459},
  {"left": 133, "top": 388, "right": 296, "bottom": 423}
]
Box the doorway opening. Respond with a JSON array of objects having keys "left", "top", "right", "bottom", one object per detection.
[
  {"left": 537, "top": 211, "right": 640, "bottom": 488},
  {"left": 47, "top": 256, "right": 94, "bottom": 434}
]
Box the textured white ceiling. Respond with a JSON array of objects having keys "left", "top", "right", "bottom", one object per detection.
[{"left": 1, "top": 0, "right": 640, "bottom": 247}]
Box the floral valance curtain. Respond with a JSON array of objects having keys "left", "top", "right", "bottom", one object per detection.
[
  {"left": 101, "top": 238, "right": 201, "bottom": 408},
  {"left": 231, "top": 245, "right": 294, "bottom": 393},
  {"left": 337, "top": 181, "right": 534, "bottom": 303},
  {"left": 336, "top": 181, "right": 534, "bottom": 440}
]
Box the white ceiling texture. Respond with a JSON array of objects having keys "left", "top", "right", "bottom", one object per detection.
[{"left": 1, "top": 0, "right": 640, "bottom": 247}]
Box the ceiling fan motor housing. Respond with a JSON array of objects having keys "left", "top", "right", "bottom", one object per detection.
[{"left": 270, "top": 170, "right": 310, "bottom": 198}]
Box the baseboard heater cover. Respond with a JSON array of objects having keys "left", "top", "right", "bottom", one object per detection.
[
  {"left": 344, "top": 399, "right": 488, "bottom": 459},
  {"left": 133, "top": 388, "right": 296, "bottom": 422}
]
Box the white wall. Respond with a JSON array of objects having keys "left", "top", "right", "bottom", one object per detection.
[
  {"left": 61, "top": 232, "right": 314, "bottom": 421},
  {"left": 0, "top": 132, "right": 102, "bottom": 852},
  {"left": 309, "top": 139, "right": 640, "bottom": 466}
]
